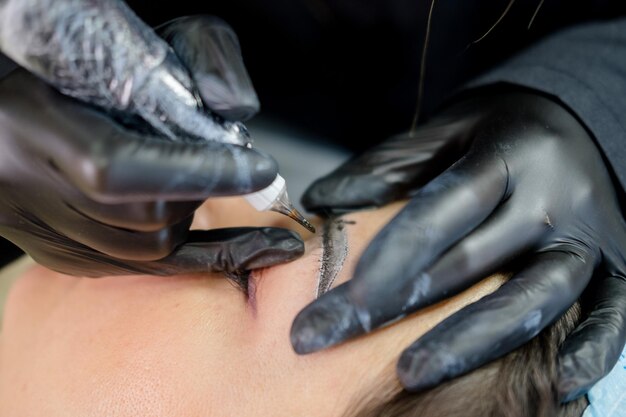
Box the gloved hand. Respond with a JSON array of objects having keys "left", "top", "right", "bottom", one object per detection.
[
  {"left": 0, "top": 8, "right": 304, "bottom": 276},
  {"left": 292, "top": 89, "right": 626, "bottom": 402}
]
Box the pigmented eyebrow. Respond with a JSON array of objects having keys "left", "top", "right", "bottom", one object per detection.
[{"left": 316, "top": 217, "right": 353, "bottom": 298}]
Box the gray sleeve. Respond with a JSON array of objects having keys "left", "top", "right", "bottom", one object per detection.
[{"left": 468, "top": 18, "right": 626, "bottom": 191}]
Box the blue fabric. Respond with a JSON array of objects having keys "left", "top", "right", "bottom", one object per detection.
[{"left": 583, "top": 345, "right": 626, "bottom": 417}]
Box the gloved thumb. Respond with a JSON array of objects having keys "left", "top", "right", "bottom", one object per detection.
[
  {"left": 158, "top": 15, "right": 260, "bottom": 121},
  {"left": 145, "top": 227, "right": 305, "bottom": 276}
]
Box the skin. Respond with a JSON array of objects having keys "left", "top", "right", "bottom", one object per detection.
[{"left": 0, "top": 198, "right": 505, "bottom": 417}]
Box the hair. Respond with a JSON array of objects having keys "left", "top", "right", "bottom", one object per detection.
[{"left": 344, "top": 302, "right": 588, "bottom": 417}]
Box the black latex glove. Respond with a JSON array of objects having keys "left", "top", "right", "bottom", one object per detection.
[
  {"left": 157, "top": 16, "right": 260, "bottom": 122},
  {"left": 0, "top": 15, "right": 304, "bottom": 276},
  {"left": 292, "top": 90, "right": 626, "bottom": 402}
]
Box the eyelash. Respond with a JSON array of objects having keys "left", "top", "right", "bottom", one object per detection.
[{"left": 225, "top": 269, "right": 252, "bottom": 296}]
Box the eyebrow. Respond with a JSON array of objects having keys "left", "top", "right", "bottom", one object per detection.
[{"left": 316, "top": 217, "right": 352, "bottom": 298}]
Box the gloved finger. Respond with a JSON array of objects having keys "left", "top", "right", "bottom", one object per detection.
[
  {"left": 158, "top": 16, "right": 259, "bottom": 121},
  {"left": 66, "top": 197, "right": 204, "bottom": 232},
  {"left": 56, "top": 211, "right": 195, "bottom": 261},
  {"left": 290, "top": 281, "right": 380, "bottom": 355},
  {"left": 347, "top": 154, "right": 509, "bottom": 328},
  {"left": 397, "top": 249, "right": 595, "bottom": 392},
  {"left": 0, "top": 75, "right": 277, "bottom": 202},
  {"left": 422, "top": 202, "right": 546, "bottom": 301},
  {"left": 557, "top": 274, "right": 626, "bottom": 402},
  {"left": 291, "top": 283, "right": 364, "bottom": 354},
  {"left": 36, "top": 227, "right": 305, "bottom": 277},
  {"left": 291, "top": 156, "right": 509, "bottom": 354},
  {"left": 142, "top": 227, "right": 305, "bottom": 275},
  {"left": 291, "top": 201, "right": 544, "bottom": 354},
  {"left": 302, "top": 120, "right": 474, "bottom": 213},
  {"left": 70, "top": 135, "right": 277, "bottom": 204}
]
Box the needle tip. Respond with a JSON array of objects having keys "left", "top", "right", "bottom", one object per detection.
[{"left": 289, "top": 208, "right": 316, "bottom": 233}]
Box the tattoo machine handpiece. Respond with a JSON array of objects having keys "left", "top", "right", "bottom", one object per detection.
[{"left": 0, "top": 0, "right": 314, "bottom": 232}]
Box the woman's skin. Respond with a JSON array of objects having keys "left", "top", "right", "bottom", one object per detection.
[{"left": 0, "top": 198, "right": 505, "bottom": 417}]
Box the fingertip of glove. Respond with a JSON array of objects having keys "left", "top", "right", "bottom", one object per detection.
[
  {"left": 301, "top": 174, "right": 398, "bottom": 213},
  {"left": 158, "top": 15, "right": 259, "bottom": 122},
  {"left": 397, "top": 347, "right": 448, "bottom": 393},
  {"left": 240, "top": 228, "right": 304, "bottom": 270},
  {"left": 557, "top": 378, "right": 588, "bottom": 404},
  {"left": 290, "top": 303, "right": 340, "bottom": 355},
  {"left": 290, "top": 289, "right": 364, "bottom": 354},
  {"left": 211, "top": 103, "right": 259, "bottom": 122},
  {"left": 260, "top": 227, "right": 305, "bottom": 256},
  {"left": 556, "top": 355, "right": 593, "bottom": 403},
  {"left": 195, "top": 74, "right": 260, "bottom": 121}
]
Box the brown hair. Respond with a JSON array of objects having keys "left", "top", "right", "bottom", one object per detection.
[{"left": 345, "top": 303, "right": 588, "bottom": 417}]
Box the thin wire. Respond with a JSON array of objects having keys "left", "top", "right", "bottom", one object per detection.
[
  {"left": 527, "top": 0, "right": 546, "bottom": 29},
  {"left": 410, "top": 0, "right": 437, "bottom": 136},
  {"left": 469, "top": 0, "right": 516, "bottom": 46}
]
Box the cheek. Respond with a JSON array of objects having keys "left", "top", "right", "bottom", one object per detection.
[
  {"left": 242, "top": 233, "right": 401, "bottom": 414},
  {"left": 241, "top": 249, "right": 338, "bottom": 411},
  {"left": 0, "top": 270, "right": 252, "bottom": 417}
]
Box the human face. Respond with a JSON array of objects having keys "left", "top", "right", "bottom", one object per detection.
[{"left": 0, "top": 198, "right": 504, "bottom": 417}]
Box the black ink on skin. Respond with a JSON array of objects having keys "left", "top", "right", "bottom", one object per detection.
[{"left": 316, "top": 218, "right": 352, "bottom": 298}]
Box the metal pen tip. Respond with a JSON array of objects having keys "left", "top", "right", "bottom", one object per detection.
[
  {"left": 266, "top": 184, "right": 316, "bottom": 233},
  {"left": 287, "top": 208, "right": 316, "bottom": 233}
]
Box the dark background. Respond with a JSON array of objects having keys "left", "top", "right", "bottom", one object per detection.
[{"left": 127, "top": 0, "right": 625, "bottom": 151}]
